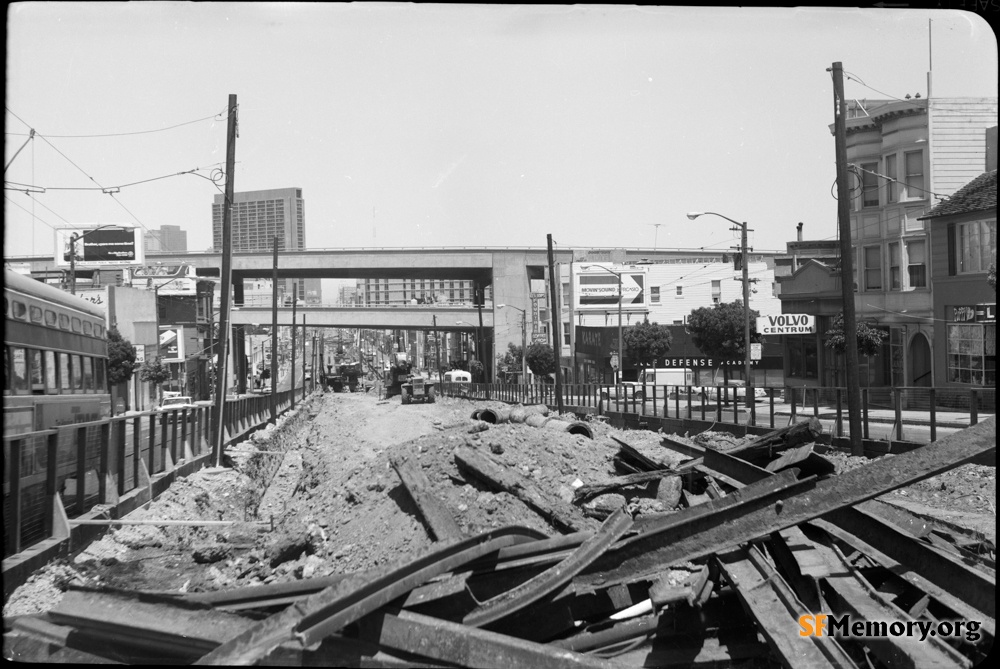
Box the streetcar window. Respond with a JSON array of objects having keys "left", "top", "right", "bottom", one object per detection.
[
  {"left": 45, "top": 309, "right": 57, "bottom": 327},
  {"left": 12, "top": 347, "right": 29, "bottom": 393},
  {"left": 59, "top": 314, "right": 70, "bottom": 330},
  {"left": 45, "top": 350, "right": 58, "bottom": 393},
  {"left": 4, "top": 297, "right": 7, "bottom": 317},
  {"left": 94, "top": 324, "right": 104, "bottom": 338},
  {"left": 59, "top": 352, "right": 71, "bottom": 391},
  {"left": 29, "top": 349, "right": 44, "bottom": 393},
  {"left": 82, "top": 357, "right": 94, "bottom": 392},
  {"left": 94, "top": 358, "right": 106, "bottom": 392},
  {"left": 30, "top": 305, "right": 43, "bottom": 323},
  {"left": 83, "top": 321, "right": 93, "bottom": 335},
  {"left": 3, "top": 347, "right": 8, "bottom": 393},
  {"left": 12, "top": 301, "right": 27, "bottom": 320},
  {"left": 71, "top": 355, "right": 83, "bottom": 390},
  {"left": 72, "top": 317, "right": 82, "bottom": 333}
]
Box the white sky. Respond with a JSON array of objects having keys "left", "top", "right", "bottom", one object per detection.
[{"left": 5, "top": 3, "right": 998, "bottom": 261}]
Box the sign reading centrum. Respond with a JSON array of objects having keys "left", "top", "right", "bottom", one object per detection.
[{"left": 756, "top": 314, "right": 816, "bottom": 335}]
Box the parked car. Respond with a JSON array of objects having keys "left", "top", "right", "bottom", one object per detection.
[
  {"left": 694, "top": 380, "right": 768, "bottom": 403},
  {"left": 600, "top": 382, "right": 647, "bottom": 401},
  {"left": 157, "top": 395, "right": 199, "bottom": 411}
]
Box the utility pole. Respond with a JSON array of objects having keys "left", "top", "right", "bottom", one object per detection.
[
  {"left": 433, "top": 314, "right": 442, "bottom": 381},
  {"left": 740, "top": 222, "right": 752, "bottom": 410},
  {"left": 270, "top": 235, "right": 278, "bottom": 424},
  {"left": 546, "top": 234, "right": 564, "bottom": 414},
  {"left": 291, "top": 284, "right": 298, "bottom": 409},
  {"left": 832, "top": 62, "right": 864, "bottom": 455},
  {"left": 211, "top": 94, "right": 237, "bottom": 468}
]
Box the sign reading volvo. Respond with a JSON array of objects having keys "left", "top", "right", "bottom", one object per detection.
[{"left": 757, "top": 314, "right": 816, "bottom": 335}]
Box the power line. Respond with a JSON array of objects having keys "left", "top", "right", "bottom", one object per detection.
[
  {"left": 4, "top": 163, "right": 226, "bottom": 193},
  {"left": 3, "top": 109, "right": 226, "bottom": 138}
]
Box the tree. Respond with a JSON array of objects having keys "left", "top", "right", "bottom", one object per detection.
[
  {"left": 988, "top": 263, "right": 996, "bottom": 292},
  {"left": 824, "top": 312, "right": 886, "bottom": 357},
  {"left": 497, "top": 342, "right": 524, "bottom": 380},
  {"left": 686, "top": 301, "right": 760, "bottom": 381},
  {"left": 525, "top": 342, "right": 556, "bottom": 378},
  {"left": 623, "top": 319, "right": 673, "bottom": 370},
  {"left": 107, "top": 327, "right": 138, "bottom": 386},
  {"left": 469, "top": 359, "right": 485, "bottom": 382},
  {"left": 139, "top": 357, "right": 172, "bottom": 405}
]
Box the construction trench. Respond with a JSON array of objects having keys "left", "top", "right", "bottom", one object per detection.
[{"left": 2, "top": 390, "right": 995, "bottom": 667}]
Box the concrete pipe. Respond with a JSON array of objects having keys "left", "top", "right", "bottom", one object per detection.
[
  {"left": 477, "top": 407, "right": 513, "bottom": 424},
  {"left": 509, "top": 405, "right": 550, "bottom": 423},
  {"left": 522, "top": 413, "right": 593, "bottom": 438}
]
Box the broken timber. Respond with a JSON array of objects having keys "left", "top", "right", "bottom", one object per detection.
[
  {"left": 391, "top": 453, "right": 464, "bottom": 542},
  {"left": 572, "top": 469, "right": 680, "bottom": 503},
  {"left": 453, "top": 445, "right": 588, "bottom": 533},
  {"left": 576, "top": 417, "right": 996, "bottom": 587}
]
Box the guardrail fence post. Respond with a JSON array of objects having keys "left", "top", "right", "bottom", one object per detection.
[
  {"left": 45, "top": 432, "right": 59, "bottom": 542},
  {"left": 75, "top": 425, "right": 87, "bottom": 516},
  {"left": 862, "top": 388, "right": 870, "bottom": 440},
  {"left": 835, "top": 388, "right": 844, "bottom": 437},
  {"left": 970, "top": 388, "right": 979, "bottom": 426},
  {"left": 99, "top": 422, "right": 110, "bottom": 504},
  {"left": 9, "top": 438, "right": 23, "bottom": 554},
  {"left": 929, "top": 389, "right": 937, "bottom": 442},
  {"left": 893, "top": 387, "right": 904, "bottom": 442}
]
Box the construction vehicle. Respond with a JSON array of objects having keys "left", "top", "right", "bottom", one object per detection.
[
  {"left": 385, "top": 354, "right": 436, "bottom": 404},
  {"left": 339, "top": 362, "right": 363, "bottom": 392}
]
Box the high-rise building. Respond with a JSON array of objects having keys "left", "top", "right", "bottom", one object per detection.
[
  {"left": 213, "top": 188, "right": 317, "bottom": 301},
  {"left": 145, "top": 225, "right": 188, "bottom": 253}
]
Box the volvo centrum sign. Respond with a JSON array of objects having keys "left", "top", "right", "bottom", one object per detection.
[{"left": 756, "top": 314, "right": 816, "bottom": 335}]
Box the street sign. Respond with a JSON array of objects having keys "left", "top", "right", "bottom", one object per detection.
[
  {"left": 756, "top": 314, "right": 816, "bottom": 335},
  {"left": 750, "top": 343, "right": 762, "bottom": 361},
  {"left": 610, "top": 352, "right": 619, "bottom": 370}
]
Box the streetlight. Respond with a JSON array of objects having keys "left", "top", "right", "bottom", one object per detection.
[
  {"left": 66, "top": 225, "right": 127, "bottom": 295},
  {"left": 497, "top": 304, "right": 528, "bottom": 383},
  {"left": 686, "top": 211, "right": 753, "bottom": 409},
  {"left": 579, "top": 265, "right": 623, "bottom": 386}
]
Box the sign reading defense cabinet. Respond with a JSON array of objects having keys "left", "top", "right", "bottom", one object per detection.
[{"left": 756, "top": 314, "right": 816, "bottom": 335}]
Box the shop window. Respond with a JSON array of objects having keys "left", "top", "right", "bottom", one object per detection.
[{"left": 947, "top": 324, "right": 988, "bottom": 385}]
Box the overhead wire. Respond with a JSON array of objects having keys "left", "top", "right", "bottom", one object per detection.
[{"left": 3, "top": 108, "right": 226, "bottom": 138}]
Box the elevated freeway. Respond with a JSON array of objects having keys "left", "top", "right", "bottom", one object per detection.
[{"left": 230, "top": 304, "right": 493, "bottom": 330}]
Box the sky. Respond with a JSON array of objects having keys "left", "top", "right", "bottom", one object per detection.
[{"left": 5, "top": 3, "right": 998, "bottom": 263}]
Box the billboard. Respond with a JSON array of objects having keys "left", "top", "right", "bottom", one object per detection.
[
  {"left": 575, "top": 266, "right": 646, "bottom": 310},
  {"left": 55, "top": 225, "right": 143, "bottom": 267},
  {"left": 159, "top": 326, "right": 185, "bottom": 363}
]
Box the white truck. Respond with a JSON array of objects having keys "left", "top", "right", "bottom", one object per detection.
[{"left": 601, "top": 368, "right": 694, "bottom": 401}]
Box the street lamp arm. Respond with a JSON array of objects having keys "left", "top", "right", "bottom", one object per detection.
[{"left": 686, "top": 211, "right": 743, "bottom": 228}]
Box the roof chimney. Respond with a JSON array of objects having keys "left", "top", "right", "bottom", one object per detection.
[{"left": 796, "top": 222, "right": 804, "bottom": 242}]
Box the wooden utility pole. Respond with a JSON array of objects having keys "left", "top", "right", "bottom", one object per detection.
[
  {"left": 832, "top": 63, "right": 864, "bottom": 455},
  {"left": 547, "top": 234, "right": 564, "bottom": 415},
  {"left": 291, "top": 284, "right": 298, "bottom": 409},
  {"left": 433, "top": 314, "right": 442, "bottom": 381},
  {"left": 270, "top": 236, "right": 278, "bottom": 424},
  {"left": 211, "top": 94, "right": 237, "bottom": 468}
]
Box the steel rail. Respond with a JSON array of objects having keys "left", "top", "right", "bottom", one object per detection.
[
  {"left": 463, "top": 507, "right": 634, "bottom": 628},
  {"left": 195, "top": 525, "right": 546, "bottom": 665}
]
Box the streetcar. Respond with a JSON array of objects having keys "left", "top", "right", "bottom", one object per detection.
[{"left": 3, "top": 269, "right": 111, "bottom": 434}]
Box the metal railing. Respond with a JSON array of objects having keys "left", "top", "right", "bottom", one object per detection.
[
  {"left": 3, "top": 390, "right": 299, "bottom": 559},
  {"left": 441, "top": 382, "right": 994, "bottom": 444}
]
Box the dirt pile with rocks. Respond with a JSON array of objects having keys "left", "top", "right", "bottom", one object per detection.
[{"left": 4, "top": 389, "right": 995, "bottom": 621}]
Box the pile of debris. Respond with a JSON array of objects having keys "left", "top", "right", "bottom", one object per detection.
[{"left": 4, "top": 412, "right": 994, "bottom": 667}]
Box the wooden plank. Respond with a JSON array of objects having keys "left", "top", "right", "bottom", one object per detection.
[
  {"left": 716, "top": 546, "right": 856, "bottom": 668},
  {"left": 610, "top": 436, "right": 673, "bottom": 471},
  {"left": 811, "top": 541, "right": 971, "bottom": 668},
  {"left": 572, "top": 469, "right": 679, "bottom": 503},
  {"left": 391, "top": 453, "right": 464, "bottom": 542},
  {"left": 576, "top": 417, "right": 996, "bottom": 587},
  {"left": 454, "top": 446, "right": 588, "bottom": 533},
  {"left": 660, "top": 434, "right": 707, "bottom": 458}
]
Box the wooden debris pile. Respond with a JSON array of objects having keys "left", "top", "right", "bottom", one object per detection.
[{"left": 4, "top": 417, "right": 995, "bottom": 668}]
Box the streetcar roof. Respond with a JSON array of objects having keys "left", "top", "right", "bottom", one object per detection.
[{"left": 4, "top": 269, "right": 107, "bottom": 321}]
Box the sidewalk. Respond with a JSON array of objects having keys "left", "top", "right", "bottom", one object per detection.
[{"left": 770, "top": 401, "right": 984, "bottom": 429}]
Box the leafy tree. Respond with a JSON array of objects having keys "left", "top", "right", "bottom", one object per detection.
[
  {"left": 988, "top": 263, "right": 996, "bottom": 292},
  {"left": 497, "top": 342, "right": 524, "bottom": 379},
  {"left": 824, "top": 313, "right": 886, "bottom": 357},
  {"left": 107, "top": 327, "right": 137, "bottom": 386},
  {"left": 139, "top": 357, "right": 172, "bottom": 404},
  {"left": 525, "top": 342, "right": 556, "bottom": 377},
  {"left": 623, "top": 319, "right": 673, "bottom": 370},
  {"left": 469, "top": 359, "right": 485, "bottom": 382},
  {"left": 686, "top": 300, "right": 760, "bottom": 363}
]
